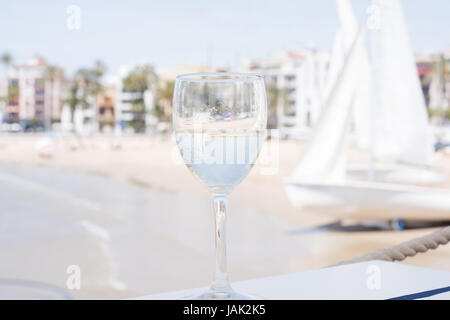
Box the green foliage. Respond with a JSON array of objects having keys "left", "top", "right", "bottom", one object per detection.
[
  {"left": 156, "top": 80, "right": 174, "bottom": 102},
  {"left": 126, "top": 119, "right": 146, "bottom": 133},
  {"left": 64, "top": 84, "right": 80, "bottom": 112},
  {"left": 7, "top": 83, "right": 19, "bottom": 103},
  {"left": 267, "top": 84, "right": 290, "bottom": 112},
  {"left": 151, "top": 103, "right": 165, "bottom": 118},
  {"left": 75, "top": 65, "right": 104, "bottom": 96},
  {"left": 44, "top": 65, "right": 65, "bottom": 81},
  {"left": 120, "top": 65, "right": 160, "bottom": 132},
  {"left": 428, "top": 107, "right": 450, "bottom": 120},
  {"left": 0, "top": 52, "right": 12, "bottom": 66},
  {"left": 266, "top": 84, "right": 291, "bottom": 128},
  {"left": 64, "top": 60, "right": 107, "bottom": 117},
  {"left": 122, "top": 65, "right": 158, "bottom": 92},
  {"left": 131, "top": 101, "right": 145, "bottom": 112},
  {"left": 153, "top": 80, "right": 174, "bottom": 122},
  {"left": 91, "top": 60, "right": 107, "bottom": 79}
]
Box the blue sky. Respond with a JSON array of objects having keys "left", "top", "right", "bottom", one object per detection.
[{"left": 1, "top": 0, "right": 449, "bottom": 76}]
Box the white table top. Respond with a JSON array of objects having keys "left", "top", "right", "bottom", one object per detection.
[{"left": 137, "top": 261, "right": 450, "bottom": 300}]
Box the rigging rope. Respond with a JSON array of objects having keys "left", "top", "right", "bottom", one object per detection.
[{"left": 332, "top": 226, "right": 450, "bottom": 267}]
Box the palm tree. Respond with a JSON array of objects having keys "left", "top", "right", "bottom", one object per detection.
[
  {"left": 75, "top": 60, "right": 107, "bottom": 101},
  {"left": 44, "top": 65, "right": 65, "bottom": 131},
  {"left": 1, "top": 52, "right": 12, "bottom": 70},
  {"left": 122, "top": 64, "right": 158, "bottom": 92},
  {"left": 266, "top": 84, "right": 290, "bottom": 129},
  {"left": 0, "top": 53, "right": 12, "bottom": 122},
  {"left": 90, "top": 60, "right": 107, "bottom": 96},
  {"left": 91, "top": 60, "right": 107, "bottom": 78},
  {"left": 64, "top": 60, "right": 107, "bottom": 130},
  {"left": 64, "top": 82, "right": 80, "bottom": 126},
  {"left": 0, "top": 53, "right": 12, "bottom": 93},
  {"left": 155, "top": 80, "right": 174, "bottom": 122}
]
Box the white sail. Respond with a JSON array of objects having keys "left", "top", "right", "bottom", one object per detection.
[
  {"left": 350, "top": 33, "right": 371, "bottom": 150},
  {"left": 322, "top": 0, "right": 358, "bottom": 102},
  {"left": 284, "top": 0, "right": 447, "bottom": 219},
  {"left": 291, "top": 0, "right": 364, "bottom": 183},
  {"left": 325, "top": 0, "right": 372, "bottom": 152},
  {"left": 370, "top": 0, "right": 434, "bottom": 166}
]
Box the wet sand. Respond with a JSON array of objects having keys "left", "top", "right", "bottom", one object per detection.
[{"left": 0, "top": 134, "right": 449, "bottom": 299}]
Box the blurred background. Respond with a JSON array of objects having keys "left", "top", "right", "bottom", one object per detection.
[{"left": 0, "top": 0, "right": 449, "bottom": 299}]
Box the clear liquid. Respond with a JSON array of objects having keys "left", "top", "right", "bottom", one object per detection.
[{"left": 176, "top": 130, "right": 266, "bottom": 194}]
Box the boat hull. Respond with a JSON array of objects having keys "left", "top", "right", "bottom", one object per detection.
[{"left": 284, "top": 179, "right": 450, "bottom": 220}]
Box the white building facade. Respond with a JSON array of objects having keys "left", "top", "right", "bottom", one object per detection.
[
  {"left": 246, "top": 49, "right": 329, "bottom": 129},
  {"left": 115, "top": 65, "right": 155, "bottom": 134}
]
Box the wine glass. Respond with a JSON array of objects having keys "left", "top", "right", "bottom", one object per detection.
[{"left": 173, "top": 73, "right": 267, "bottom": 300}]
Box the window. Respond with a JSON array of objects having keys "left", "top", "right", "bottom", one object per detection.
[
  {"left": 35, "top": 79, "right": 44, "bottom": 87},
  {"left": 285, "top": 75, "right": 296, "bottom": 82}
]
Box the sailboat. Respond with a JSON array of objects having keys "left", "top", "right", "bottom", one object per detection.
[{"left": 284, "top": 0, "right": 450, "bottom": 220}]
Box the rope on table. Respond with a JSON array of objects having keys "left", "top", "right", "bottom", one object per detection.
[{"left": 331, "top": 226, "right": 450, "bottom": 267}]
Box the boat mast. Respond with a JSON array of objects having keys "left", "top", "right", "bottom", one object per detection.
[{"left": 367, "top": 2, "right": 377, "bottom": 183}]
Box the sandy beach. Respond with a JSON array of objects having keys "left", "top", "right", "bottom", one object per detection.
[{"left": 0, "top": 133, "right": 449, "bottom": 299}]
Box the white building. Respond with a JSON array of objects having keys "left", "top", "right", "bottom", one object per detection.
[
  {"left": 416, "top": 50, "right": 450, "bottom": 113},
  {"left": 426, "top": 51, "right": 450, "bottom": 112},
  {"left": 115, "top": 65, "right": 155, "bottom": 134},
  {"left": 246, "top": 49, "right": 329, "bottom": 129}
]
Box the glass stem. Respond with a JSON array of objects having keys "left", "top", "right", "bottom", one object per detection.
[{"left": 211, "top": 195, "right": 232, "bottom": 292}]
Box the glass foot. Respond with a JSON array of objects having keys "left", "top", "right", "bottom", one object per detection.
[{"left": 185, "top": 289, "right": 259, "bottom": 300}]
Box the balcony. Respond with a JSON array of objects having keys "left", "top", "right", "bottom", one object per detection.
[{"left": 6, "top": 105, "right": 20, "bottom": 113}]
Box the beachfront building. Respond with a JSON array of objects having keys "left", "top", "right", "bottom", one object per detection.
[
  {"left": 4, "top": 56, "right": 66, "bottom": 130},
  {"left": 246, "top": 49, "right": 329, "bottom": 130},
  {"left": 417, "top": 50, "right": 450, "bottom": 113},
  {"left": 117, "top": 89, "right": 154, "bottom": 134},
  {"left": 115, "top": 64, "right": 156, "bottom": 134}
]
